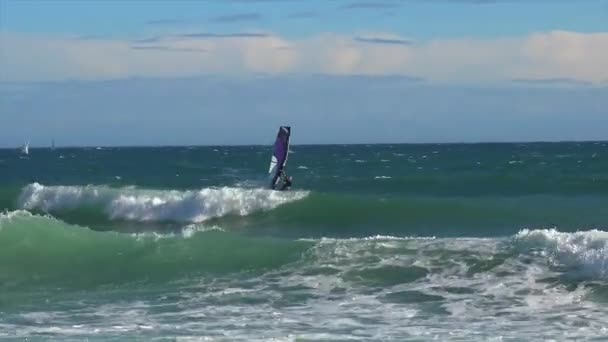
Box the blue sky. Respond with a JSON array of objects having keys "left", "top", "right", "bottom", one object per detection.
[
  {"left": 0, "top": 0, "right": 607, "bottom": 146},
  {"left": 3, "top": 0, "right": 607, "bottom": 39}
]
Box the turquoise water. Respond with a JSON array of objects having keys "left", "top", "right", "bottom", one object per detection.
[{"left": 1, "top": 142, "right": 608, "bottom": 340}]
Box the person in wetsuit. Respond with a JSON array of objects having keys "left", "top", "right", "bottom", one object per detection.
[{"left": 278, "top": 173, "right": 293, "bottom": 191}]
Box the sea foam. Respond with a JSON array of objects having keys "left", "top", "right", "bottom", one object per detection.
[
  {"left": 515, "top": 228, "right": 608, "bottom": 280},
  {"left": 19, "top": 183, "right": 309, "bottom": 223}
]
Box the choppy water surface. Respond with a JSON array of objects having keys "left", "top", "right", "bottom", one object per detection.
[{"left": 1, "top": 142, "right": 608, "bottom": 340}]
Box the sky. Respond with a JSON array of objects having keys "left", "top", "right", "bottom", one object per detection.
[{"left": 0, "top": 0, "right": 607, "bottom": 147}]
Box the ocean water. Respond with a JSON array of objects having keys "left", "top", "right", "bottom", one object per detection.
[{"left": 1, "top": 142, "right": 608, "bottom": 341}]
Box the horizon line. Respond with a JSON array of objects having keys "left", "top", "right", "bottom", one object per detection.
[{"left": 1, "top": 139, "right": 607, "bottom": 150}]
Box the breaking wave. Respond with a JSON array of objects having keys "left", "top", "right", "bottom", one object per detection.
[
  {"left": 514, "top": 228, "right": 608, "bottom": 280},
  {"left": 18, "top": 183, "right": 309, "bottom": 223}
]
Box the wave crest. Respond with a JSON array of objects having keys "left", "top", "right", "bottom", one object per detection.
[
  {"left": 19, "top": 183, "right": 309, "bottom": 223},
  {"left": 514, "top": 228, "right": 608, "bottom": 279}
]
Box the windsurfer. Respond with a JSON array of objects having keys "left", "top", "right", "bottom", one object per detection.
[{"left": 278, "top": 171, "right": 293, "bottom": 191}]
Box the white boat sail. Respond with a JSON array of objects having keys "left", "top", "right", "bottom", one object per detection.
[{"left": 21, "top": 141, "right": 29, "bottom": 155}]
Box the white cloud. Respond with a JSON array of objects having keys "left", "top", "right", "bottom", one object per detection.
[{"left": 1, "top": 30, "right": 607, "bottom": 84}]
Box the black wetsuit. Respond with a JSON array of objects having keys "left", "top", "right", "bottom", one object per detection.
[{"left": 279, "top": 177, "right": 292, "bottom": 191}]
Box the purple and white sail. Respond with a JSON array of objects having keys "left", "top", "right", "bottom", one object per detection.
[{"left": 268, "top": 126, "right": 291, "bottom": 189}]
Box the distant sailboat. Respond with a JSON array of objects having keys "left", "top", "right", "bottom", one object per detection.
[
  {"left": 51, "top": 138, "right": 56, "bottom": 151},
  {"left": 21, "top": 141, "right": 29, "bottom": 155}
]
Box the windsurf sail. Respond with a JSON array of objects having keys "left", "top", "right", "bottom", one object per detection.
[
  {"left": 21, "top": 141, "right": 29, "bottom": 155},
  {"left": 268, "top": 126, "right": 291, "bottom": 189}
]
